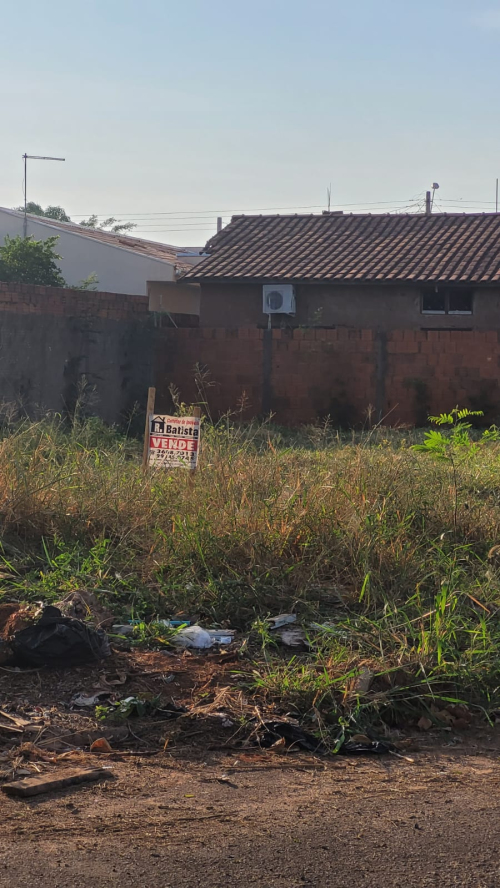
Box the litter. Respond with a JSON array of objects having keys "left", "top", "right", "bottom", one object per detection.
[
  {"left": 351, "top": 668, "right": 374, "bottom": 696},
  {"left": 158, "top": 619, "right": 192, "bottom": 628},
  {"left": 71, "top": 691, "right": 112, "bottom": 709},
  {"left": 172, "top": 625, "right": 213, "bottom": 649},
  {"left": 267, "top": 614, "right": 297, "bottom": 630},
  {"left": 257, "top": 721, "right": 326, "bottom": 753},
  {"left": 9, "top": 606, "right": 111, "bottom": 667},
  {"left": 206, "top": 630, "right": 236, "bottom": 645},
  {"left": 276, "top": 627, "right": 309, "bottom": 648},
  {"left": 90, "top": 737, "right": 113, "bottom": 753},
  {"left": 110, "top": 624, "right": 135, "bottom": 637},
  {"left": 338, "top": 739, "right": 393, "bottom": 755},
  {"left": 2, "top": 766, "right": 112, "bottom": 798}
]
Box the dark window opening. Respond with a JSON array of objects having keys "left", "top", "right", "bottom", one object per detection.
[
  {"left": 422, "top": 290, "right": 445, "bottom": 313},
  {"left": 421, "top": 288, "right": 473, "bottom": 315},
  {"left": 448, "top": 290, "right": 473, "bottom": 314}
]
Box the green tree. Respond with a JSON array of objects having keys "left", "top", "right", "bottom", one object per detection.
[
  {"left": 79, "top": 214, "right": 136, "bottom": 234},
  {"left": 15, "top": 203, "right": 136, "bottom": 234},
  {"left": 16, "top": 202, "right": 71, "bottom": 222},
  {"left": 0, "top": 235, "right": 66, "bottom": 287}
]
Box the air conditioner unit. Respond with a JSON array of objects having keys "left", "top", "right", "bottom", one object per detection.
[{"left": 263, "top": 284, "right": 296, "bottom": 315}]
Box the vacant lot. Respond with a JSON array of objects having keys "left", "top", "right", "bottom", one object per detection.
[{"left": 0, "top": 411, "right": 500, "bottom": 737}]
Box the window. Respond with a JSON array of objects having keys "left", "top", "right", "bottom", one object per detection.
[{"left": 421, "top": 288, "right": 473, "bottom": 315}]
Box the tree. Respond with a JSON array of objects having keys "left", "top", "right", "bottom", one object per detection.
[
  {"left": 16, "top": 202, "right": 71, "bottom": 222},
  {"left": 0, "top": 235, "right": 66, "bottom": 287},
  {"left": 15, "top": 202, "right": 136, "bottom": 234},
  {"left": 79, "top": 214, "right": 136, "bottom": 234}
]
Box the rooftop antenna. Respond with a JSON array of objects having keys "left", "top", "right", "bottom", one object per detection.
[
  {"left": 496, "top": 178, "right": 498, "bottom": 214},
  {"left": 425, "top": 182, "right": 440, "bottom": 215},
  {"left": 22, "top": 153, "right": 65, "bottom": 237}
]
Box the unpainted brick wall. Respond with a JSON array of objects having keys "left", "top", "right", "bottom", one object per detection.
[
  {"left": 1, "top": 283, "right": 499, "bottom": 427},
  {"left": 0, "top": 281, "right": 149, "bottom": 320},
  {"left": 154, "top": 327, "right": 500, "bottom": 426},
  {"left": 0, "top": 281, "right": 151, "bottom": 424}
]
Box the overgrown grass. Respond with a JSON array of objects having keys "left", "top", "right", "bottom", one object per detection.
[{"left": 1, "top": 411, "right": 500, "bottom": 730}]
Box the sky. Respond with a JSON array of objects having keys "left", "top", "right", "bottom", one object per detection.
[{"left": 1, "top": 0, "right": 500, "bottom": 246}]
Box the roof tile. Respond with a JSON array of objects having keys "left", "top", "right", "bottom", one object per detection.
[{"left": 184, "top": 213, "right": 500, "bottom": 283}]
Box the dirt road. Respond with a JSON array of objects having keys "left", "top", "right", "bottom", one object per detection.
[{"left": 1, "top": 737, "right": 499, "bottom": 888}]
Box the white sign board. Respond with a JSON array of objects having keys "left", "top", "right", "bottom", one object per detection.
[{"left": 148, "top": 414, "right": 200, "bottom": 469}]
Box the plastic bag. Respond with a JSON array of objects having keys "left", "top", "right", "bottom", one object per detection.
[
  {"left": 172, "top": 625, "right": 213, "bottom": 649},
  {"left": 10, "top": 606, "right": 111, "bottom": 667}
]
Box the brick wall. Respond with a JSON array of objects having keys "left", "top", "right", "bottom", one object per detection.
[
  {"left": 154, "top": 327, "right": 500, "bottom": 426},
  {"left": 0, "top": 281, "right": 149, "bottom": 320},
  {"left": 0, "top": 281, "right": 151, "bottom": 424},
  {"left": 1, "top": 282, "right": 499, "bottom": 427}
]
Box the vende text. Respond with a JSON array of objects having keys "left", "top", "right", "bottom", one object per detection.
[{"left": 150, "top": 436, "right": 198, "bottom": 452}]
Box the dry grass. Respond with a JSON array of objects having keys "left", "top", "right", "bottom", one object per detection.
[{"left": 1, "top": 412, "right": 500, "bottom": 733}]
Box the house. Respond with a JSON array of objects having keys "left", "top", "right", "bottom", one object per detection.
[
  {"left": 0, "top": 206, "right": 204, "bottom": 300},
  {"left": 183, "top": 212, "right": 500, "bottom": 330}
]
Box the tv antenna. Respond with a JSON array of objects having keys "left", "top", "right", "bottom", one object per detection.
[{"left": 22, "top": 153, "right": 65, "bottom": 237}]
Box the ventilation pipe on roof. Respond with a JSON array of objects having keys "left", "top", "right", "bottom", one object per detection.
[{"left": 217, "top": 217, "right": 222, "bottom": 232}]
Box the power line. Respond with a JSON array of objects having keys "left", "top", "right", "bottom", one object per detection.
[{"left": 68, "top": 196, "right": 425, "bottom": 219}]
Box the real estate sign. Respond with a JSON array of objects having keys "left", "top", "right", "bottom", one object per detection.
[{"left": 148, "top": 414, "right": 200, "bottom": 469}]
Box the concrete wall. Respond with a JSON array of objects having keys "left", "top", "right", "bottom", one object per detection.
[
  {"left": 0, "top": 282, "right": 151, "bottom": 424},
  {"left": 148, "top": 280, "right": 201, "bottom": 315},
  {"left": 199, "top": 282, "right": 500, "bottom": 331},
  {"left": 0, "top": 209, "right": 177, "bottom": 295}
]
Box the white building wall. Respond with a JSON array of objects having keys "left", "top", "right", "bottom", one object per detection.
[{"left": 0, "top": 209, "right": 176, "bottom": 295}]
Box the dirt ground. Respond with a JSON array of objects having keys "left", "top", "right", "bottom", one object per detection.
[
  {"left": 1, "top": 737, "right": 500, "bottom": 888},
  {"left": 1, "top": 651, "right": 500, "bottom": 887}
]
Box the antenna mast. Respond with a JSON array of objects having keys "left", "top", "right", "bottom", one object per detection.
[{"left": 22, "top": 153, "right": 65, "bottom": 237}]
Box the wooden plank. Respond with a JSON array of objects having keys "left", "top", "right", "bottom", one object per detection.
[
  {"left": 142, "top": 386, "right": 156, "bottom": 469},
  {"left": 0, "top": 710, "right": 33, "bottom": 728},
  {"left": 2, "top": 767, "right": 112, "bottom": 798}
]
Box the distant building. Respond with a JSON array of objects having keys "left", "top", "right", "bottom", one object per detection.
[
  {"left": 183, "top": 212, "right": 500, "bottom": 331},
  {"left": 0, "top": 206, "right": 204, "bottom": 297}
]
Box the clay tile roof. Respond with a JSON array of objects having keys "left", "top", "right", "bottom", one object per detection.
[
  {"left": 183, "top": 213, "right": 500, "bottom": 283},
  {"left": 0, "top": 207, "right": 193, "bottom": 270}
]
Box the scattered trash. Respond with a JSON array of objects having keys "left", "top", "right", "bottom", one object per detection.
[
  {"left": 257, "top": 721, "right": 326, "bottom": 753},
  {"left": 99, "top": 671, "right": 128, "bottom": 687},
  {"left": 276, "top": 627, "right": 309, "bottom": 648},
  {"left": 71, "top": 691, "right": 112, "bottom": 709},
  {"left": 268, "top": 614, "right": 297, "bottom": 630},
  {"left": 351, "top": 668, "right": 374, "bottom": 696},
  {"left": 9, "top": 606, "right": 111, "bottom": 667},
  {"left": 158, "top": 619, "right": 191, "bottom": 628},
  {"left": 206, "top": 630, "right": 236, "bottom": 645},
  {"left": 90, "top": 737, "right": 113, "bottom": 753},
  {"left": 162, "top": 673, "right": 176, "bottom": 684},
  {"left": 337, "top": 739, "right": 393, "bottom": 755},
  {"left": 2, "top": 767, "right": 112, "bottom": 798},
  {"left": 110, "top": 624, "right": 135, "bottom": 638},
  {"left": 172, "top": 626, "right": 213, "bottom": 649}
]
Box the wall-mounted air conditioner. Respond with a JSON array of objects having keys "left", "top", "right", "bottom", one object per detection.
[{"left": 262, "top": 284, "right": 296, "bottom": 315}]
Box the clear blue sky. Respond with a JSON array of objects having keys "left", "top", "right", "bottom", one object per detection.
[{"left": 1, "top": 0, "right": 500, "bottom": 245}]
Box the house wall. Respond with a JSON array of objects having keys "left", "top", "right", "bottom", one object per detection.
[
  {"left": 148, "top": 280, "right": 201, "bottom": 315},
  {"left": 1, "top": 282, "right": 500, "bottom": 428},
  {"left": 0, "top": 210, "right": 176, "bottom": 295},
  {"left": 199, "top": 282, "right": 500, "bottom": 331}
]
